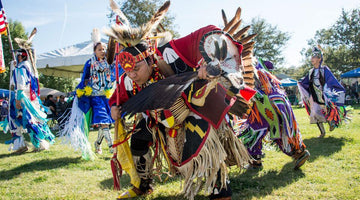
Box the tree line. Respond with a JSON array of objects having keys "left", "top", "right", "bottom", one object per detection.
[{"left": 1, "top": 1, "right": 358, "bottom": 92}]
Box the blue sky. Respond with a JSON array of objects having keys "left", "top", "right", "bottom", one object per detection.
[{"left": 2, "top": 0, "right": 359, "bottom": 68}]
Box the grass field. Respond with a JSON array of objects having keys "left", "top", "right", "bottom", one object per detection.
[{"left": 0, "top": 107, "right": 359, "bottom": 200}]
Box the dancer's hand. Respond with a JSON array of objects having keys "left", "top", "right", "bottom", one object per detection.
[
  {"left": 111, "top": 106, "right": 121, "bottom": 120},
  {"left": 15, "top": 100, "right": 22, "bottom": 109},
  {"left": 198, "top": 64, "right": 208, "bottom": 79}
]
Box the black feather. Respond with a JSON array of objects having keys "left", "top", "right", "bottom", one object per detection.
[
  {"left": 214, "top": 40, "right": 220, "bottom": 60},
  {"left": 220, "top": 39, "right": 227, "bottom": 61},
  {"left": 121, "top": 71, "right": 198, "bottom": 117},
  {"left": 221, "top": 9, "right": 228, "bottom": 26}
]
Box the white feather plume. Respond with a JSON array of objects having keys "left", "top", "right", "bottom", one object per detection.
[{"left": 91, "top": 28, "right": 101, "bottom": 45}]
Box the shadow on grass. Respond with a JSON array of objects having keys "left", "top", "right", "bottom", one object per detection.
[
  {"left": 100, "top": 174, "right": 131, "bottom": 190},
  {"left": 0, "top": 157, "right": 81, "bottom": 181},
  {"left": 230, "top": 162, "right": 305, "bottom": 199},
  {"left": 0, "top": 131, "right": 12, "bottom": 142},
  {"left": 99, "top": 136, "right": 348, "bottom": 199},
  {"left": 100, "top": 173, "right": 207, "bottom": 199},
  {"left": 227, "top": 136, "right": 348, "bottom": 199},
  {"left": 0, "top": 151, "right": 27, "bottom": 159},
  {"left": 303, "top": 136, "right": 348, "bottom": 163},
  {"left": 100, "top": 172, "right": 183, "bottom": 188},
  {"left": 150, "top": 194, "right": 207, "bottom": 200}
]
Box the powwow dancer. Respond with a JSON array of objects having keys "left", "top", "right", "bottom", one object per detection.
[
  {"left": 106, "top": 1, "right": 258, "bottom": 199},
  {"left": 298, "top": 46, "right": 348, "bottom": 138},
  {"left": 2, "top": 28, "right": 55, "bottom": 153},
  {"left": 60, "top": 28, "right": 118, "bottom": 159},
  {"left": 236, "top": 59, "right": 310, "bottom": 169}
]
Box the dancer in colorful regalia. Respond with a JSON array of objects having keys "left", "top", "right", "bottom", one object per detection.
[
  {"left": 298, "top": 46, "right": 347, "bottom": 138},
  {"left": 236, "top": 59, "right": 310, "bottom": 169},
  {"left": 105, "top": 1, "right": 258, "bottom": 199},
  {"left": 60, "top": 28, "right": 118, "bottom": 159},
  {"left": 2, "top": 28, "right": 55, "bottom": 153}
]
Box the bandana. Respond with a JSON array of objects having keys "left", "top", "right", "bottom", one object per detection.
[
  {"left": 312, "top": 46, "right": 323, "bottom": 58},
  {"left": 119, "top": 52, "right": 136, "bottom": 72},
  {"left": 119, "top": 50, "right": 151, "bottom": 72},
  {"left": 15, "top": 50, "right": 27, "bottom": 57}
]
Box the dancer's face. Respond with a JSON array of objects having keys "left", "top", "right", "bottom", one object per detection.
[
  {"left": 94, "top": 43, "right": 106, "bottom": 60},
  {"left": 126, "top": 58, "right": 153, "bottom": 86},
  {"left": 311, "top": 56, "right": 321, "bottom": 68}
]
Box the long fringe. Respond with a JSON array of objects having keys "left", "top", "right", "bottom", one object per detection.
[
  {"left": 176, "top": 127, "right": 227, "bottom": 200},
  {"left": 18, "top": 92, "right": 55, "bottom": 148},
  {"left": 218, "top": 122, "right": 251, "bottom": 167},
  {"left": 175, "top": 121, "right": 250, "bottom": 200},
  {"left": 58, "top": 97, "right": 95, "bottom": 160}
]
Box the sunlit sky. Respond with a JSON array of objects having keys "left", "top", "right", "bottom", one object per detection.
[{"left": 2, "top": 0, "right": 359, "bottom": 68}]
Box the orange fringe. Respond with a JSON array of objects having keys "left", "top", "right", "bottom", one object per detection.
[
  {"left": 326, "top": 102, "right": 341, "bottom": 125},
  {"left": 248, "top": 102, "right": 262, "bottom": 125},
  {"left": 257, "top": 71, "right": 272, "bottom": 95}
]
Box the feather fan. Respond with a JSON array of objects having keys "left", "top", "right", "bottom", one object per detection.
[
  {"left": 27, "top": 28, "right": 37, "bottom": 43},
  {"left": 106, "top": 37, "right": 116, "bottom": 64},
  {"left": 121, "top": 71, "right": 197, "bottom": 117},
  {"left": 15, "top": 28, "right": 37, "bottom": 50}
]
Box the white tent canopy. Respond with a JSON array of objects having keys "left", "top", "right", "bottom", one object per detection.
[
  {"left": 36, "top": 38, "right": 107, "bottom": 78},
  {"left": 280, "top": 78, "right": 298, "bottom": 87},
  {"left": 40, "top": 87, "right": 65, "bottom": 99}
]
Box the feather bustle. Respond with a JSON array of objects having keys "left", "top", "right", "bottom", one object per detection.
[
  {"left": 223, "top": 7, "right": 241, "bottom": 32},
  {"left": 233, "top": 25, "right": 251, "bottom": 40},
  {"left": 239, "top": 34, "right": 257, "bottom": 44},
  {"left": 243, "top": 41, "right": 255, "bottom": 51},
  {"left": 221, "top": 9, "right": 228, "bottom": 26},
  {"left": 227, "top": 20, "right": 242, "bottom": 35},
  {"left": 242, "top": 50, "right": 252, "bottom": 58}
]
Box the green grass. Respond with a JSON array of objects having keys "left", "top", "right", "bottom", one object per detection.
[{"left": 0, "top": 107, "right": 359, "bottom": 200}]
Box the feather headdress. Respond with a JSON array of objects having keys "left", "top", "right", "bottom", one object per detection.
[
  {"left": 14, "top": 27, "right": 37, "bottom": 50},
  {"left": 104, "top": 0, "right": 171, "bottom": 48},
  {"left": 109, "top": 0, "right": 130, "bottom": 27},
  {"left": 14, "top": 27, "right": 38, "bottom": 77}
]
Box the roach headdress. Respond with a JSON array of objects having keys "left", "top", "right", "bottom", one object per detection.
[{"left": 104, "top": 0, "right": 170, "bottom": 71}]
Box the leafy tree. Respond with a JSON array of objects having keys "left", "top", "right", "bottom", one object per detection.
[
  {"left": 108, "top": 0, "right": 179, "bottom": 38},
  {"left": 0, "top": 20, "right": 75, "bottom": 93},
  {"left": 273, "top": 65, "right": 306, "bottom": 80},
  {"left": 249, "top": 17, "right": 291, "bottom": 68},
  {"left": 301, "top": 8, "right": 360, "bottom": 78},
  {"left": 39, "top": 74, "right": 74, "bottom": 93}
]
